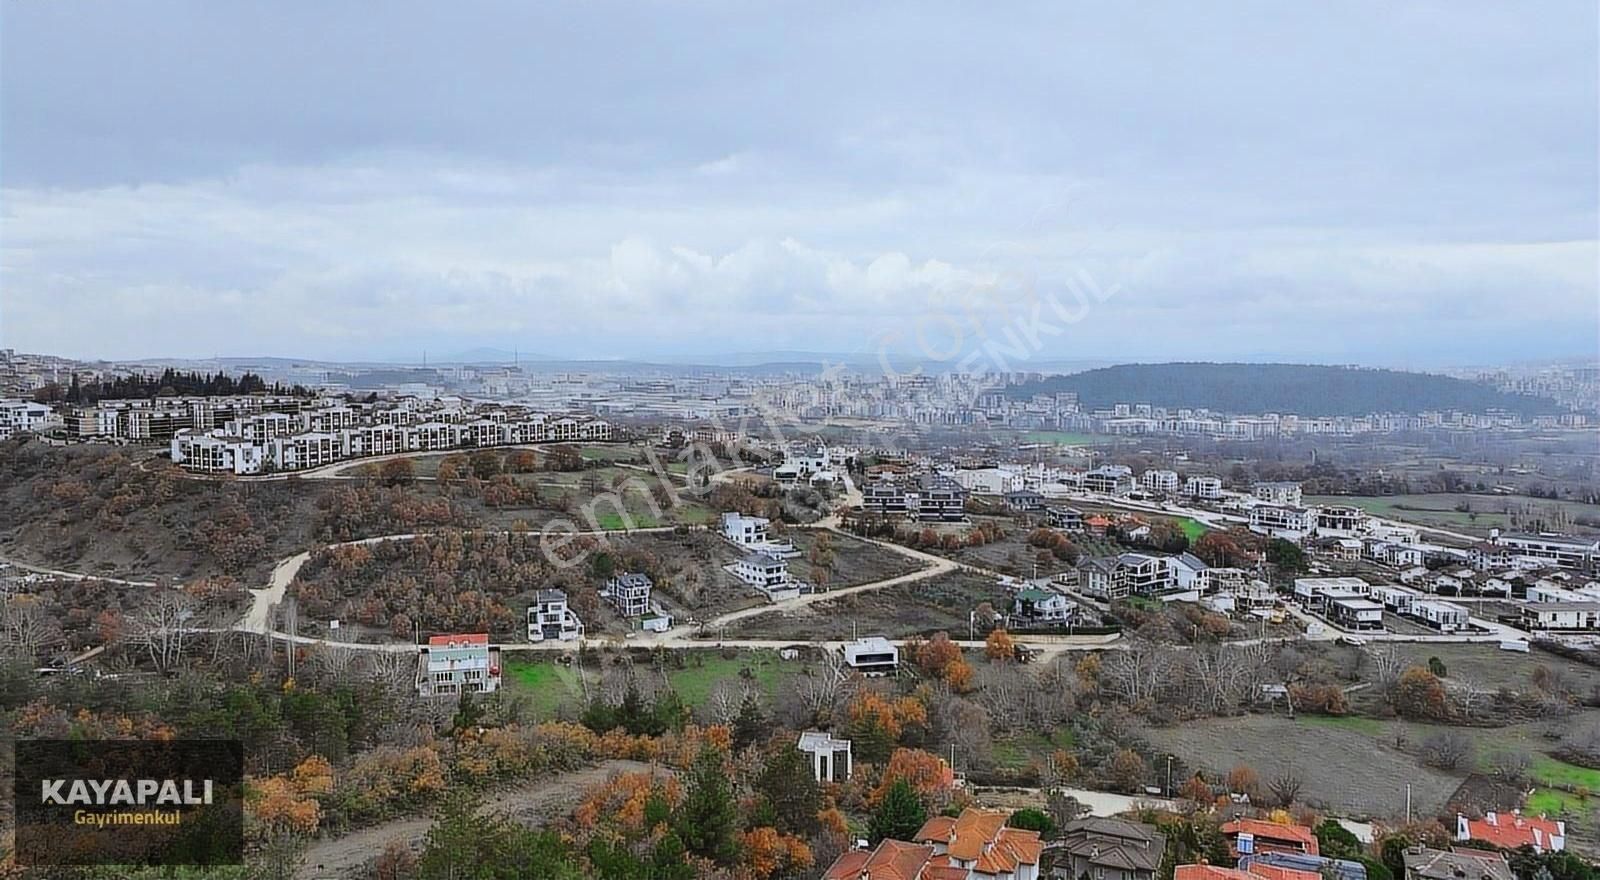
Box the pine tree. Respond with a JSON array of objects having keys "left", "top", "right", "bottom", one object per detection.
[
  {"left": 732, "top": 691, "right": 769, "bottom": 750},
  {"left": 754, "top": 744, "right": 821, "bottom": 836},
  {"left": 868, "top": 778, "right": 926, "bottom": 844},
  {"left": 675, "top": 747, "right": 740, "bottom": 866}
]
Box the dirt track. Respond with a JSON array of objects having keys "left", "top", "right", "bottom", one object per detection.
[{"left": 296, "top": 759, "right": 657, "bottom": 880}]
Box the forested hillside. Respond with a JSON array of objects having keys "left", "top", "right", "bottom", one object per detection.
[{"left": 1010, "top": 363, "right": 1565, "bottom": 417}]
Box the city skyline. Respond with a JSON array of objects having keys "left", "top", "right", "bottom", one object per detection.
[{"left": 3, "top": 2, "right": 1598, "bottom": 367}]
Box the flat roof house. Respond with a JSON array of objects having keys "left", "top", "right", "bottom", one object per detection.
[
  {"left": 1329, "top": 597, "right": 1385, "bottom": 631},
  {"left": 1412, "top": 600, "right": 1469, "bottom": 633},
  {"left": 528, "top": 589, "right": 584, "bottom": 642},
  {"left": 797, "top": 731, "right": 853, "bottom": 783},
  {"left": 603, "top": 572, "right": 653, "bottom": 619},
  {"left": 840, "top": 636, "right": 899, "bottom": 676}
]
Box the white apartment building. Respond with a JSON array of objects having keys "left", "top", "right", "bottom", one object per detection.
[
  {"left": 1314, "top": 505, "right": 1371, "bottom": 539},
  {"left": 1253, "top": 481, "right": 1303, "bottom": 506},
  {"left": 1489, "top": 530, "right": 1600, "bottom": 571},
  {"left": 1185, "top": 475, "right": 1223, "bottom": 500},
  {"left": 0, "top": 399, "right": 56, "bottom": 435},
  {"left": 1141, "top": 469, "right": 1180, "bottom": 493},
  {"left": 170, "top": 432, "right": 266, "bottom": 475},
  {"left": 1250, "top": 504, "right": 1315, "bottom": 541}
]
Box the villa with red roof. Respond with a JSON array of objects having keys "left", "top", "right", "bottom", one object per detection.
[
  {"left": 1176, "top": 863, "right": 1321, "bottom": 880},
  {"left": 1220, "top": 819, "right": 1319, "bottom": 861},
  {"left": 1456, "top": 811, "right": 1565, "bottom": 854},
  {"left": 416, "top": 633, "right": 501, "bottom": 697},
  {"left": 821, "top": 808, "right": 1041, "bottom": 880}
]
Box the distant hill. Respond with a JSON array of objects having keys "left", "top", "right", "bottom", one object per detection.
[{"left": 1009, "top": 363, "right": 1566, "bottom": 417}]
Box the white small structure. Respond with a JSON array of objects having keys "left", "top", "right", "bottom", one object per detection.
[
  {"left": 797, "top": 731, "right": 852, "bottom": 782},
  {"left": 840, "top": 637, "right": 899, "bottom": 676}
]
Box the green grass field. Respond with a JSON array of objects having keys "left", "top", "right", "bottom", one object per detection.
[
  {"left": 1306, "top": 493, "right": 1600, "bottom": 536},
  {"left": 1176, "top": 517, "right": 1208, "bottom": 542},
  {"left": 992, "top": 727, "right": 1079, "bottom": 769},
  {"left": 663, "top": 651, "right": 793, "bottom": 706},
  {"left": 1531, "top": 755, "right": 1600, "bottom": 790},
  {"left": 503, "top": 658, "right": 585, "bottom": 717}
]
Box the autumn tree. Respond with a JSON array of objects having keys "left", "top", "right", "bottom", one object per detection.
[
  {"left": 985, "top": 629, "right": 1017, "bottom": 662},
  {"left": 872, "top": 748, "right": 952, "bottom": 808},
  {"left": 1106, "top": 749, "right": 1148, "bottom": 793},
  {"left": 1395, "top": 667, "right": 1449, "bottom": 721}
]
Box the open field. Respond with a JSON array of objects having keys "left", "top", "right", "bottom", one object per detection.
[
  {"left": 727, "top": 571, "right": 1008, "bottom": 640},
  {"left": 503, "top": 650, "right": 810, "bottom": 720},
  {"left": 1306, "top": 493, "right": 1600, "bottom": 536},
  {"left": 1140, "top": 714, "right": 1464, "bottom": 818}
]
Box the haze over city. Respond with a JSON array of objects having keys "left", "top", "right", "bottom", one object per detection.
[{"left": 3, "top": 2, "right": 1597, "bottom": 367}]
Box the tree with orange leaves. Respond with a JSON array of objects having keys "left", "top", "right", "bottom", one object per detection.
[
  {"left": 739, "top": 826, "right": 814, "bottom": 879},
  {"left": 847, "top": 692, "right": 927, "bottom": 763},
  {"left": 985, "top": 629, "right": 1016, "bottom": 662},
  {"left": 914, "top": 632, "right": 963, "bottom": 678},
  {"left": 871, "top": 748, "right": 953, "bottom": 807}
]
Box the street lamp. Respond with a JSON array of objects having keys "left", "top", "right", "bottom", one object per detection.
[{"left": 1166, "top": 755, "right": 1174, "bottom": 797}]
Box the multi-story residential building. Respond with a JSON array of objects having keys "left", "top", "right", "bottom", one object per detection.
[
  {"left": 731, "top": 552, "right": 790, "bottom": 592},
  {"left": 1083, "top": 465, "right": 1135, "bottom": 495},
  {"left": 1117, "top": 552, "right": 1173, "bottom": 595},
  {"left": 1487, "top": 530, "right": 1599, "bottom": 571},
  {"left": 1077, "top": 556, "right": 1128, "bottom": 600},
  {"left": 0, "top": 399, "right": 57, "bottom": 435},
  {"left": 603, "top": 572, "right": 653, "bottom": 618},
  {"left": 1253, "top": 481, "right": 1304, "bottom": 506},
  {"left": 1314, "top": 505, "right": 1370, "bottom": 538},
  {"left": 417, "top": 633, "right": 501, "bottom": 697},
  {"left": 1250, "top": 504, "right": 1315, "bottom": 542},
  {"left": 170, "top": 431, "right": 266, "bottom": 475},
  {"left": 1185, "top": 476, "right": 1223, "bottom": 500},
  {"left": 1011, "top": 587, "right": 1079, "bottom": 626},
  {"left": 527, "top": 589, "right": 584, "bottom": 642},
  {"left": 911, "top": 808, "right": 1043, "bottom": 880},
  {"left": 1141, "top": 469, "right": 1179, "bottom": 493},
  {"left": 721, "top": 512, "right": 771, "bottom": 547},
  {"left": 909, "top": 473, "right": 968, "bottom": 521}
]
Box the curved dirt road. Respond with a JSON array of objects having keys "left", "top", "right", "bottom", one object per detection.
[{"left": 296, "top": 759, "right": 657, "bottom": 879}]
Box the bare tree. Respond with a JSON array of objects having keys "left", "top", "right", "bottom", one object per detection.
[
  {"left": 130, "top": 591, "right": 196, "bottom": 673},
  {"left": 1268, "top": 768, "right": 1304, "bottom": 807},
  {"left": 1366, "top": 644, "right": 1405, "bottom": 692},
  {"left": 1486, "top": 749, "right": 1532, "bottom": 783},
  {"left": 1421, "top": 731, "right": 1475, "bottom": 771},
  {"left": 0, "top": 595, "right": 62, "bottom": 661},
  {"left": 706, "top": 678, "right": 756, "bottom": 726}
]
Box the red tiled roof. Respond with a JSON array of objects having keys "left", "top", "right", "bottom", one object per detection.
[
  {"left": 1463, "top": 812, "right": 1563, "bottom": 852},
  {"left": 1246, "top": 862, "right": 1323, "bottom": 880},
  {"left": 822, "top": 840, "right": 936, "bottom": 880},
  {"left": 1176, "top": 865, "right": 1254, "bottom": 880},
  {"left": 1222, "top": 819, "right": 1319, "bottom": 856},
  {"left": 426, "top": 633, "right": 488, "bottom": 647}
]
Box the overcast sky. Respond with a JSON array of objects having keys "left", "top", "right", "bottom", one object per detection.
[{"left": 2, "top": 2, "right": 1596, "bottom": 367}]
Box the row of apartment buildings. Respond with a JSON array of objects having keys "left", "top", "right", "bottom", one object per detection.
[{"left": 167, "top": 398, "right": 611, "bottom": 474}]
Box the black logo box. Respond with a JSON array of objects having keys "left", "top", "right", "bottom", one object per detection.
[{"left": 13, "top": 739, "right": 244, "bottom": 867}]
